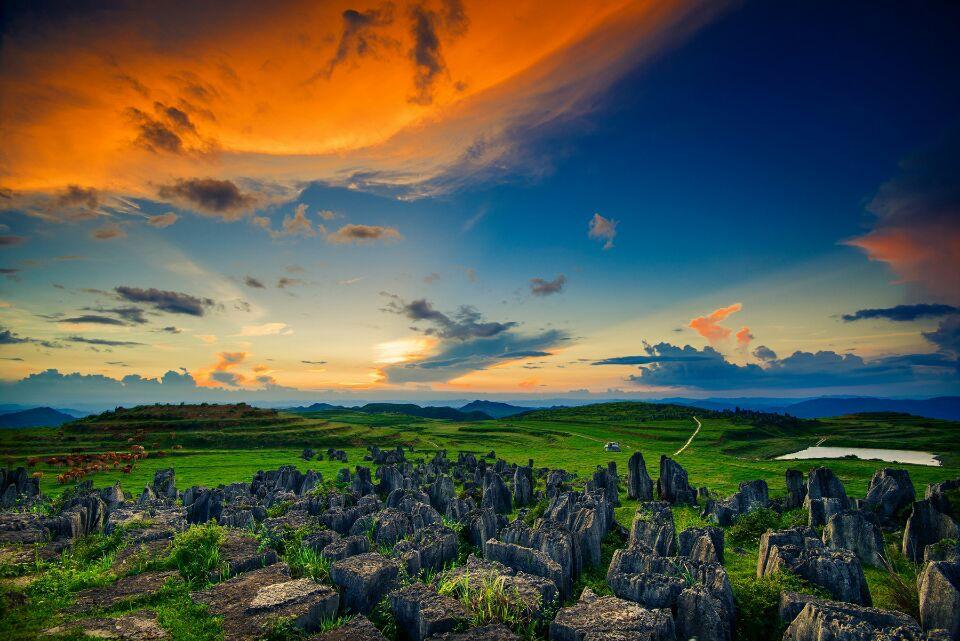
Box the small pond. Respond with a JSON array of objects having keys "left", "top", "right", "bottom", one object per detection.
[{"left": 775, "top": 446, "right": 941, "bottom": 467}]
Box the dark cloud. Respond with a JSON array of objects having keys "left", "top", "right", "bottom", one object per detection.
[
  {"left": 846, "top": 133, "right": 960, "bottom": 302},
  {"left": 158, "top": 326, "right": 182, "bottom": 334},
  {"left": 499, "top": 350, "right": 551, "bottom": 359},
  {"left": 277, "top": 277, "right": 304, "bottom": 289},
  {"left": 115, "top": 286, "right": 215, "bottom": 316},
  {"left": 383, "top": 296, "right": 517, "bottom": 340},
  {"left": 67, "top": 336, "right": 144, "bottom": 347},
  {"left": 752, "top": 345, "right": 778, "bottom": 361},
  {"left": 325, "top": 223, "right": 402, "bottom": 244},
  {"left": 211, "top": 371, "right": 242, "bottom": 386},
  {"left": 245, "top": 276, "right": 266, "bottom": 289},
  {"left": 147, "top": 212, "right": 179, "bottom": 228},
  {"left": 56, "top": 185, "right": 100, "bottom": 211},
  {"left": 91, "top": 225, "right": 126, "bottom": 240},
  {"left": 0, "top": 328, "right": 31, "bottom": 344},
  {"left": 408, "top": 5, "right": 444, "bottom": 105},
  {"left": 841, "top": 304, "right": 959, "bottom": 322},
  {"left": 127, "top": 107, "right": 184, "bottom": 154},
  {"left": 156, "top": 178, "right": 257, "bottom": 218},
  {"left": 924, "top": 316, "right": 960, "bottom": 355},
  {"left": 61, "top": 315, "right": 128, "bottom": 326},
  {"left": 0, "top": 236, "right": 27, "bottom": 246},
  {"left": 383, "top": 328, "right": 568, "bottom": 383},
  {"left": 529, "top": 274, "right": 566, "bottom": 296},
  {"left": 301, "top": 360, "right": 327, "bottom": 365},
  {"left": 324, "top": 5, "right": 396, "bottom": 77},
  {"left": 597, "top": 341, "right": 958, "bottom": 391}
]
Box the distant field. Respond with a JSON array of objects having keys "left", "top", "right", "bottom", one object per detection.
[{"left": 1, "top": 402, "right": 957, "bottom": 499}]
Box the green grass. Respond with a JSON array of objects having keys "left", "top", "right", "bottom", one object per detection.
[{"left": 2, "top": 402, "right": 959, "bottom": 640}]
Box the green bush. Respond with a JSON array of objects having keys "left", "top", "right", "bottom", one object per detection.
[
  {"left": 728, "top": 508, "right": 782, "bottom": 545},
  {"left": 167, "top": 523, "right": 226, "bottom": 588},
  {"left": 731, "top": 571, "right": 815, "bottom": 641},
  {"left": 286, "top": 543, "right": 331, "bottom": 583}
]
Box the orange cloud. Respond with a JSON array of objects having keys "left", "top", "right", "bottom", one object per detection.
[
  {"left": 688, "top": 303, "right": 742, "bottom": 344},
  {"left": 735, "top": 326, "right": 753, "bottom": 348},
  {"left": 195, "top": 351, "right": 248, "bottom": 387},
  {"left": 846, "top": 224, "right": 960, "bottom": 303},
  {"left": 0, "top": 1, "right": 724, "bottom": 205}
]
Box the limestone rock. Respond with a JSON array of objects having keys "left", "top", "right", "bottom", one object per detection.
[
  {"left": 389, "top": 582, "right": 469, "bottom": 641},
  {"left": 628, "top": 501, "right": 675, "bottom": 556},
  {"left": 656, "top": 456, "right": 696, "bottom": 505},
  {"left": 548, "top": 588, "right": 675, "bottom": 641},
  {"left": 626, "top": 451, "right": 653, "bottom": 501},
  {"left": 331, "top": 552, "right": 400, "bottom": 614},
  {"left": 918, "top": 560, "right": 960, "bottom": 638},
  {"left": 783, "top": 599, "right": 922, "bottom": 641},
  {"left": 823, "top": 510, "right": 885, "bottom": 566}
]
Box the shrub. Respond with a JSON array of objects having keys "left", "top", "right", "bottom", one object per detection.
[
  {"left": 876, "top": 546, "right": 921, "bottom": 620},
  {"left": 167, "top": 522, "right": 226, "bottom": 588},
  {"left": 369, "top": 596, "right": 399, "bottom": 641},
  {"left": 728, "top": 508, "right": 782, "bottom": 545},
  {"left": 731, "top": 571, "right": 816, "bottom": 641}
]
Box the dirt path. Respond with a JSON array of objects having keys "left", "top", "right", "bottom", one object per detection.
[{"left": 673, "top": 417, "right": 701, "bottom": 456}]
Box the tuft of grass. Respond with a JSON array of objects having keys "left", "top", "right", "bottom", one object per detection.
[
  {"left": 285, "top": 543, "right": 331, "bottom": 583},
  {"left": 873, "top": 545, "right": 921, "bottom": 620},
  {"left": 369, "top": 595, "right": 399, "bottom": 641},
  {"left": 165, "top": 522, "right": 226, "bottom": 588},
  {"left": 437, "top": 572, "right": 545, "bottom": 641}
]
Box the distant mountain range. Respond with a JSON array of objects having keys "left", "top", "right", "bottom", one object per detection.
[
  {"left": 459, "top": 400, "right": 531, "bottom": 418},
  {"left": 0, "top": 407, "right": 78, "bottom": 428},
  {"left": 286, "top": 402, "right": 494, "bottom": 421}
]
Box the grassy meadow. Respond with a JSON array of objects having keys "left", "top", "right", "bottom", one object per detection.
[{"left": 1, "top": 402, "right": 958, "bottom": 639}]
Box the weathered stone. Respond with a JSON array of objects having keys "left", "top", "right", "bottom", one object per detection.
[
  {"left": 785, "top": 469, "right": 807, "bottom": 510},
  {"left": 351, "top": 466, "right": 376, "bottom": 497},
  {"left": 783, "top": 599, "right": 922, "bottom": 641},
  {"left": 924, "top": 539, "right": 960, "bottom": 563},
  {"left": 484, "top": 539, "right": 566, "bottom": 598},
  {"left": 44, "top": 610, "right": 168, "bottom": 640},
  {"left": 331, "top": 552, "right": 399, "bottom": 614},
  {"left": 903, "top": 499, "right": 960, "bottom": 563},
  {"left": 863, "top": 468, "right": 915, "bottom": 526},
  {"left": 918, "top": 560, "right": 960, "bottom": 638},
  {"left": 389, "top": 582, "right": 469, "bottom": 641},
  {"left": 482, "top": 471, "right": 512, "bottom": 515},
  {"left": 626, "top": 451, "right": 654, "bottom": 501},
  {"left": 429, "top": 475, "right": 456, "bottom": 513},
  {"left": 308, "top": 615, "right": 386, "bottom": 641},
  {"left": 213, "top": 529, "right": 279, "bottom": 581},
  {"left": 757, "top": 527, "right": 819, "bottom": 577},
  {"left": 807, "top": 467, "right": 849, "bottom": 505},
  {"left": 679, "top": 526, "right": 724, "bottom": 564},
  {"left": 372, "top": 508, "right": 413, "bottom": 546},
  {"left": 548, "top": 588, "right": 675, "bottom": 641},
  {"left": 806, "top": 496, "right": 847, "bottom": 528},
  {"left": 194, "top": 563, "right": 338, "bottom": 640},
  {"left": 69, "top": 570, "right": 178, "bottom": 613},
  {"left": 513, "top": 466, "right": 533, "bottom": 508},
  {"left": 677, "top": 585, "right": 731, "bottom": 641},
  {"left": 321, "top": 534, "right": 370, "bottom": 561},
  {"left": 779, "top": 591, "right": 820, "bottom": 626},
  {"left": 427, "top": 626, "right": 519, "bottom": 640},
  {"left": 763, "top": 542, "right": 871, "bottom": 605},
  {"left": 656, "top": 455, "right": 696, "bottom": 505},
  {"left": 152, "top": 468, "right": 177, "bottom": 501},
  {"left": 823, "top": 510, "right": 885, "bottom": 566},
  {"left": 706, "top": 479, "right": 769, "bottom": 526},
  {"left": 628, "top": 501, "right": 674, "bottom": 556}
]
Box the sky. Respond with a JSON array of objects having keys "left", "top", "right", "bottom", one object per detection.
[{"left": 1, "top": 0, "right": 958, "bottom": 407}]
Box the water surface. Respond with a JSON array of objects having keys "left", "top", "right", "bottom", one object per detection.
[{"left": 776, "top": 446, "right": 941, "bottom": 467}]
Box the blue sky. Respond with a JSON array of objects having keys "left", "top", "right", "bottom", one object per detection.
[{"left": 0, "top": 0, "right": 958, "bottom": 406}]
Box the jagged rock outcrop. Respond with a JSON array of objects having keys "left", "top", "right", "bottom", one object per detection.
[
  {"left": 762, "top": 538, "right": 871, "bottom": 605},
  {"left": 785, "top": 468, "right": 806, "bottom": 510},
  {"left": 656, "top": 455, "right": 696, "bottom": 505},
  {"left": 705, "top": 479, "right": 769, "bottom": 526},
  {"left": 863, "top": 468, "right": 915, "bottom": 526},
  {"left": 330, "top": 552, "right": 400, "bottom": 614},
  {"left": 481, "top": 471, "right": 512, "bottom": 515},
  {"left": 628, "top": 501, "right": 675, "bottom": 556},
  {"left": 757, "top": 527, "right": 820, "bottom": 576},
  {"left": 782, "top": 599, "right": 923, "bottom": 641},
  {"left": 626, "top": 451, "right": 654, "bottom": 501},
  {"left": 513, "top": 466, "right": 533, "bottom": 508},
  {"left": 0, "top": 467, "right": 40, "bottom": 508},
  {"left": 918, "top": 560, "right": 960, "bottom": 638},
  {"left": 822, "top": 510, "right": 885, "bottom": 567},
  {"left": 679, "top": 525, "right": 724, "bottom": 564},
  {"left": 902, "top": 499, "right": 960, "bottom": 563},
  {"left": 389, "top": 582, "right": 469, "bottom": 641},
  {"left": 548, "top": 588, "right": 675, "bottom": 641},
  {"left": 151, "top": 468, "right": 177, "bottom": 501},
  {"left": 805, "top": 467, "right": 850, "bottom": 527}
]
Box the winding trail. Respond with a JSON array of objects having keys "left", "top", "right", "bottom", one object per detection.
[{"left": 673, "top": 417, "right": 702, "bottom": 456}]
